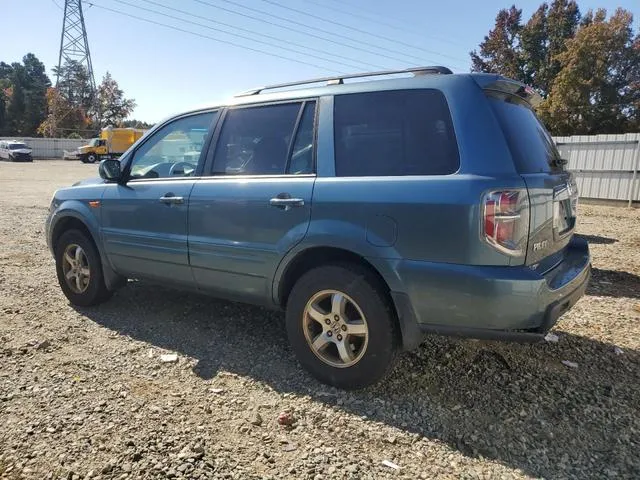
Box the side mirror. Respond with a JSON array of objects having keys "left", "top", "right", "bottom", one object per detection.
[{"left": 98, "top": 159, "right": 122, "bottom": 182}]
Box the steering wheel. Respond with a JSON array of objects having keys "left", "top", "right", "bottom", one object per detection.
[{"left": 169, "top": 161, "right": 196, "bottom": 176}]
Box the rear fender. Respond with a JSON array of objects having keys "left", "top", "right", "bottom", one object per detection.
[{"left": 271, "top": 220, "right": 403, "bottom": 303}]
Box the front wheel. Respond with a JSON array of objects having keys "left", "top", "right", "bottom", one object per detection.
[
  {"left": 54, "top": 229, "right": 112, "bottom": 306},
  {"left": 86, "top": 153, "right": 98, "bottom": 163},
  {"left": 286, "top": 264, "right": 399, "bottom": 389}
]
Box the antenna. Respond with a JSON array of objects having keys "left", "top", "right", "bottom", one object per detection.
[{"left": 56, "top": 0, "right": 96, "bottom": 92}]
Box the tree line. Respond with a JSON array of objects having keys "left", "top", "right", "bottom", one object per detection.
[
  {"left": 471, "top": 2, "right": 639, "bottom": 135},
  {"left": 0, "top": 53, "right": 150, "bottom": 139}
]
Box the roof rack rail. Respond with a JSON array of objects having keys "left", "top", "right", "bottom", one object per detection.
[{"left": 235, "top": 66, "right": 453, "bottom": 97}]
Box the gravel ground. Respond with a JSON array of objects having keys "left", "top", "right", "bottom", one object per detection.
[{"left": 1, "top": 160, "right": 639, "bottom": 480}]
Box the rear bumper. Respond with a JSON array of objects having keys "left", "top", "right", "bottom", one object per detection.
[{"left": 388, "top": 237, "right": 591, "bottom": 349}]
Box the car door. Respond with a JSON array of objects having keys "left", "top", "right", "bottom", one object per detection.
[
  {"left": 100, "top": 110, "right": 219, "bottom": 286},
  {"left": 188, "top": 100, "right": 317, "bottom": 304}
]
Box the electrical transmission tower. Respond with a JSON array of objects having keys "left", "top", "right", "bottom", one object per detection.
[{"left": 56, "top": 0, "right": 96, "bottom": 92}]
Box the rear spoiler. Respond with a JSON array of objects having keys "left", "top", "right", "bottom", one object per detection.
[{"left": 473, "top": 75, "right": 543, "bottom": 108}]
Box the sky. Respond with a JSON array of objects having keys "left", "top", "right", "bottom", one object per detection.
[{"left": 3, "top": 0, "right": 638, "bottom": 122}]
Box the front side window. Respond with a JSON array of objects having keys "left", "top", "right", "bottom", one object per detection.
[
  {"left": 128, "top": 111, "right": 216, "bottom": 179},
  {"left": 212, "top": 101, "right": 315, "bottom": 176},
  {"left": 334, "top": 89, "right": 459, "bottom": 177}
]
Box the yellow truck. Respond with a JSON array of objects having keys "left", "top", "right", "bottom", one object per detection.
[{"left": 76, "top": 127, "right": 147, "bottom": 163}]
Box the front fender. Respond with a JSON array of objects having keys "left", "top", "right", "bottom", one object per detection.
[
  {"left": 48, "top": 200, "right": 102, "bottom": 252},
  {"left": 46, "top": 198, "right": 124, "bottom": 291}
]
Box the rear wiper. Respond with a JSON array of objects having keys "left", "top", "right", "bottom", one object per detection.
[{"left": 552, "top": 158, "right": 568, "bottom": 168}]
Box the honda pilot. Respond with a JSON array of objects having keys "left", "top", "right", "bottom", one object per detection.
[{"left": 46, "top": 67, "right": 591, "bottom": 389}]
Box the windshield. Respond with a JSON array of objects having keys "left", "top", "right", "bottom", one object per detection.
[
  {"left": 488, "top": 92, "right": 563, "bottom": 173},
  {"left": 89, "top": 138, "right": 100, "bottom": 147},
  {"left": 9, "top": 143, "right": 28, "bottom": 150}
]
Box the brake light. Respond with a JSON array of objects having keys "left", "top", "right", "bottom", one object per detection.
[{"left": 483, "top": 190, "right": 529, "bottom": 256}]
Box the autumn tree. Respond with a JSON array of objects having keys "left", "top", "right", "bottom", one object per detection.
[
  {"left": 37, "top": 87, "right": 90, "bottom": 138},
  {"left": 95, "top": 72, "right": 136, "bottom": 128},
  {"left": 538, "top": 8, "right": 640, "bottom": 134},
  {"left": 471, "top": 6, "right": 524, "bottom": 81},
  {"left": 471, "top": 2, "right": 639, "bottom": 134},
  {"left": 519, "top": 0, "right": 580, "bottom": 96}
]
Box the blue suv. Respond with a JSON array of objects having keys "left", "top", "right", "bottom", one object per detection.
[{"left": 46, "top": 67, "right": 591, "bottom": 389}]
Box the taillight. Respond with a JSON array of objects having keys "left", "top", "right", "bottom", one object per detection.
[{"left": 483, "top": 190, "right": 529, "bottom": 256}]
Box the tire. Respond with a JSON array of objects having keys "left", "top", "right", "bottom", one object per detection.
[
  {"left": 286, "top": 264, "right": 399, "bottom": 390},
  {"left": 8, "top": 155, "right": 15, "bottom": 162},
  {"left": 86, "top": 153, "right": 98, "bottom": 163},
  {"left": 54, "top": 229, "right": 112, "bottom": 306}
]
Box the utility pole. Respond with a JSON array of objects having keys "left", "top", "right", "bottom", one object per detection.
[
  {"left": 56, "top": 0, "right": 96, "bottom": 91},
  {"left": 55, "top": 0, "right": 96, "bottom": 138}
]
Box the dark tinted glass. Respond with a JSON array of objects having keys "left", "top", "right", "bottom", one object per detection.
[
  {"left": 288, "top": 102, "right": 316, "bottom": 174},
  {"left": 212, "top": 103, "right": 301, "bottom": 175},
  {"left": 488, "top": 93, "right": 563, "bottom": 173},
  {"left": 334, "top": 89, "right": 459, "bottom": 177}
]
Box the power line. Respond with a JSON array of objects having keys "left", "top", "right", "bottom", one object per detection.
[
  {"left": 305, "top": 0, "right": 466, "bottom": 48},
  {"left": 86, "top": 2, "right": 344, "bottom": 73},
  {"left": 258, "top": 0, "right": 467, "bottom": 65},
  {"left": 136, "top": 0, "right": 381, "bottom": 71},
  {"left": 188, "top": 0, "right": 398, "bottom": 69},
  {"left": 197, "top": 0, "right": 423, "bottom": 67},
  {"left": 50, "top": 0, "right": 63, "bottom": 10},
  {"left": 103, "top": 0, "right": 362, "bottom": 71}
]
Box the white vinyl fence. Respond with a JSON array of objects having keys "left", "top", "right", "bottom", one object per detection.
[
  {"left": 0, "top": 137, "right": 86, "bottom": 159},
  {"left": 553, "top": 133, "right": 640, "bottom": 206}
]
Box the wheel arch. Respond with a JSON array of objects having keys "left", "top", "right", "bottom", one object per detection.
[
  {"left": 50, "top": 212, "right": 124, "bottom": 291},
  {"left": 275, "top": 246, "right": 423, "bottom": 351},
  {"left": 276, "top": 246, "right": 397, "bottom": 315},
  {"left": 51, "top": 215, "right": 96, "bottom": 253}
]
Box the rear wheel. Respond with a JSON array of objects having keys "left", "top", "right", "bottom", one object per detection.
[
  {"left": 286, "top": 264, "right": 399, "bottom": 389},
  {"left": 54, "top": 229, "right": 112, "bottom": 306}
]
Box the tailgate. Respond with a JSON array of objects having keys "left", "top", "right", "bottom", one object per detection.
[
  {"left": 486, "top": 87, "right": 578, "bottom": 266},
  {"left": 521, "top": 171, "right": 578, "bottom": 265}
]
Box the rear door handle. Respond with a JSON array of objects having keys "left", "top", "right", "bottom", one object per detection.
[
  {"left": 269, "top": 197, "right": 305, "bottom": 209},
  {"left": 159, "top": 194, "right": 184, "bottom": 205}
]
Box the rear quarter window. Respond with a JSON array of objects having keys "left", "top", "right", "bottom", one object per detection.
[
  {"left": 334, "top": 89, "right": 459, "bottom": 176},
  {"left": 487, "top": 93, "right": 563, "bottom": 174}
]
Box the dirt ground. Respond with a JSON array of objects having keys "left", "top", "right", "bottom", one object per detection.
[{"left": 1, "top": 160, "right": 639, "bottom": 479}]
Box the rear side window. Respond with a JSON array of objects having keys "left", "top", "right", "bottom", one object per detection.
[
  {"left": 488, "top": 93, "right": 563, "bottom": 173},
  {"left": 334, "top": 89, "right": 459, "bottom": 176}
]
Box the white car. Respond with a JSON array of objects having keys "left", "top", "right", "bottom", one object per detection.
[{"left": 0, "top": 140, "right": 33, "bottom": 162}]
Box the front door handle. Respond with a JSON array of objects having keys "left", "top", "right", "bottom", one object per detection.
[
  {"left": 270, "top": 197, "right": 305, "bottom": 210},
  {"left": 159, "top": 194, "right": 184, "bottom": 205}
]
